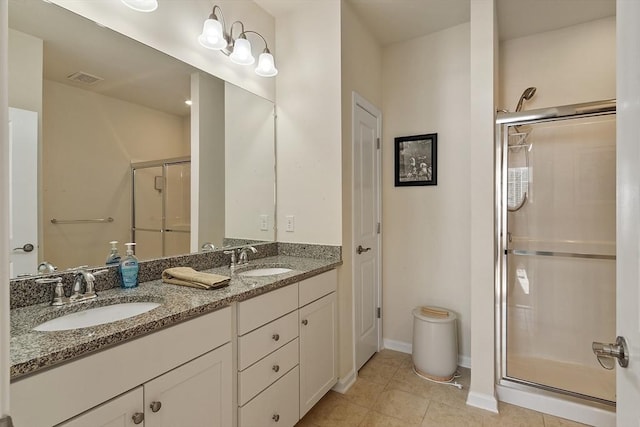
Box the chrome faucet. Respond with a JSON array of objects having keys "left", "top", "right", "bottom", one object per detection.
[
  {"left": 201, "top": 242, "right": 216, "bottom": 251},
  {"left": 70, "top": 266, "right": 108, "bottom": 302},
  {"left": 36, "top": 276, "right": 68, "bottom": 306},
  {"left": 238, "top": 245, "right": 257, "bottom": 265},
  {"left": 223, "top": 249, "right": 238, "bottom": 271}
]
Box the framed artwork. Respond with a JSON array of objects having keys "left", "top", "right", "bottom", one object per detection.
[{"left": 394, "top": 133, "right": 437, "bottom": 186}]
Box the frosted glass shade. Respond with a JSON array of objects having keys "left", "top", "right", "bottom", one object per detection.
[
  {"left": 230, "top": 38, "right": 255, "bottom": 65},
  {"left": 121, "top": 0, "right": 158, "bottom": 12},
  {"left": 198, "top": 19, "right": 227, "bottom": 50},
  {"left": 255, "top": 52, "right": 278, "bottom": 77}
]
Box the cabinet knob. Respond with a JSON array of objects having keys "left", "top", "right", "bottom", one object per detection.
[
  {"left": 272, "top": 364, "right": 280, "bottom": 372},
  {"left": 272, "top": 414, "right": 280, "bottom": 422},
  {"left": 301, "top": 319, "right": 308, "bottom": 326},
  {"left": 272, "top": 333, "right": 280, "bottom": 341},
  {"left": 150, "top": 401, "right": 162, "bottom": 413},
  {"left": 132, "top": 412, "right": 144, "bottom": 424}
]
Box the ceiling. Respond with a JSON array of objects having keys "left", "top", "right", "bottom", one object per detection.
[{"left": 344, "top": 0, "right": 615, "bottom": 46}]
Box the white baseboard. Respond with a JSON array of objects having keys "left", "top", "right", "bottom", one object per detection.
[
  {"left": 382, "top": 338, "right": 471, "bottom": 369},
  {"left": 497, "top": 384, "right": 615, "bottom": 427},
  {"left": 332, "top": 369, "right": 357, "bottom": 394},
  {"left": 466, "top": 391, "right": 499, "bottom": 413}
]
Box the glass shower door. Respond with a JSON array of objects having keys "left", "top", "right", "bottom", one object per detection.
[{"left": 503, "top": 114, "right": 616, "bottom": 403}]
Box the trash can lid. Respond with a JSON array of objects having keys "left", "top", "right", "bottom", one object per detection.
[{"left": 412, "top": 306, "right": 457, "bottom": 322}]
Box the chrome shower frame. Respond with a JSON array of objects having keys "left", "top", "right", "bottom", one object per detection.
[{"left": 494, "top": 99, "right": 616, "bottom": 409}]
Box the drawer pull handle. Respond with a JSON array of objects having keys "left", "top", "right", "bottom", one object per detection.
[
  {"left": 301, "top": 319, "right": 308, "bottom": 326},
  {"left": 272, "top": 364, "right": 280, "bottom": 372},
  {"left": 272, "top": 414, "right": 280, "bottom": 422},
  {"left": 272, "top": 333, "right": 280, "bottom": 341},
  {"left": 132, "top": 412, "right": 144, "bottom": 424},
  {"left": 150, "top": 401, "right": 162, "bottom": 412}
]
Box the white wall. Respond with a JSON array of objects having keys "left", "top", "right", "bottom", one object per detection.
[
  {"left": 381, "top": 23, "right": 471, "bottom": 362},
  {"left": 468, "top": 0, "right": 498, "bottom": 412},
  {"left": 50, "top": 0, "right": 276, "bottom": 102},
  {"left": 500, "top": 17, "right": 616, "bottom": 110},
  {"left": 339, "top": 0, "right": 383, "bottom": 382},
  {"left": 273, "top": 1, "right": 342, "bottom": 245}
]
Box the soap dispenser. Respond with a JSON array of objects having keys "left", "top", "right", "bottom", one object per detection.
[
  {"left": 119, "top": 242, "right": 139, "bottom": 288},
  {"left": 106, "top": 241, "right": 121, "bottom": 265}
]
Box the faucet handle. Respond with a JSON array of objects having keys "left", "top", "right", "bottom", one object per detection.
[{"left": 36, "top": 277, "right": 66, "bottom": 306}]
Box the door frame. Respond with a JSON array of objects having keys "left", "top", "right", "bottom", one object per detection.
[{"left": 350, "top": 92, "right": 382, "bottom": 373}]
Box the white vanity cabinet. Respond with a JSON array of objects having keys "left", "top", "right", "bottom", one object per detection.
[
  {"left": 298, "top": 270, "right": 338, "bottom": 417},
  {"left": 236, "top": 269, "right": 338, "bottom": 426},
  {"left": 12, "top": 308, "right": 233, "bottom": 427},
  {"left": 237, "top": 284, "right": 300, "bottom": 427}
]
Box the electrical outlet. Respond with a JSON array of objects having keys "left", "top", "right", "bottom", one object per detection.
[
  {"left": 260, "top": 215, "right": 268, "bottom": 231},
  {"left": 285, "top": 215, "right": 295, "bottom": 232}
]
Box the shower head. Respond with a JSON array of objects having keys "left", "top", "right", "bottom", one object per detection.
[{"left": 515, "top": 87, "right": 537, "bottom": 112}]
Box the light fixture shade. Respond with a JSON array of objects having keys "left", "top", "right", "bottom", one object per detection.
[
  {"left": 229, "top": 38, "right": 255, "bottom": 65},
  {"left": 121, "top": 0, "right": 158, "bottom": 12},
  {"left": 255, "top": 52, "right": 278, "bottom": 77},
  {"left": 198, "top": 18, "right": 227, "bottom": 50}
]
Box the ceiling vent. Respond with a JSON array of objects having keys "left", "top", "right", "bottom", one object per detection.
[{"left": 66, "top": 71, "right": 104, "bottom": 85}]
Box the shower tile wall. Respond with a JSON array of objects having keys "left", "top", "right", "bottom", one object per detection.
[{"left": 506, "top": 115, "right": 616, "bottom": 402}]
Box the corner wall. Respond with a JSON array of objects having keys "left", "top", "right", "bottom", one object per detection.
[
  {"left": 339, "top": 0, "right": 383, "bottom": 382},
  {"left": 381, "top": 23, "right": 471, "bottom": 364},
  {"left": 274, "top": 1, "right": 342, "bottom": 245}
]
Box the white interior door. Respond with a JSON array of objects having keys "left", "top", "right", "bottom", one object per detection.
[
  {"left": 8, "top": 107, "right": 38, "bottom": 277},
  {"left": 616, "top": 0, "right": 640, "bottom": 423},
  {"left": 353, "top": 94, "right": 381, "bottom": 371}
]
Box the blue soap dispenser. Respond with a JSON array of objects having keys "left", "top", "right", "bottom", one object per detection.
[{"left": 120, "top": 242, "right": 139, "bottom": 288}]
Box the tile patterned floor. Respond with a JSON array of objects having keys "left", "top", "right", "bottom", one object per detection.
[{"left": 296, "top": 349, "right": 591, "bottom": 427}]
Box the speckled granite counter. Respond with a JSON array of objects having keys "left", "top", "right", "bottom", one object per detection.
[{"left": 10, "top": 255, "right": 341, "bottom": 380}]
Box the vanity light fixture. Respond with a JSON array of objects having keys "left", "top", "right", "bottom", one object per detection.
[
  {"left": 121, "top": 0, "right": 158, "bottom": 12},
  {"left": 198, "top": 4, "right": 278, "bottom": 77}
]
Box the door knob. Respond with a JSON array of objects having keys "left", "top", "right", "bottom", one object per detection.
[
  {"left": 356, "top": 245, "right": 371, "bottom": 254},
  {"left": 149, "top": 401, "right": 162, "bottom": 412},
  {"left": 13, "top": 243, "right": 34, "bottom": 252},
  {"left": 592, "top": 336, "right": 629, "bottom": 369}
]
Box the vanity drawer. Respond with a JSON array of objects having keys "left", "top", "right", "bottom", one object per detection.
[
  {"left": 239, "top": 366, "right": 299, "bottom": 427},
  {"left": 238, "top": 310, "right": 298, "bottom": 370},
  {"left": 238, "top": 338, "right": 299, "bottom": 406},
  {"left": 237, "top": 284, "right": 298, "bottom": 335},
  {"left": 299, "top": 270, "right": 337, "bottom": 307}
]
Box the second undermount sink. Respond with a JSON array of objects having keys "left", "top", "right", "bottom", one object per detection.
[
  {"left": 237, "top": 267, "right": 293, "bottom": 277},
  {"left": 34, "top": 302, "right": 161, "bottom": 332}
]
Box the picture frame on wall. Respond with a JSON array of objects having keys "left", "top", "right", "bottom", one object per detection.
[{"left": 394, "top": 133, "right": 437, "bottom": 186}]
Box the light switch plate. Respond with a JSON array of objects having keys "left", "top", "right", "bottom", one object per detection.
[
  {"left": 260, "top": 215, "right": 268, "bottom": 231},
  {"left": 285, "top": 215, "right": 295, "bottom": 232}
]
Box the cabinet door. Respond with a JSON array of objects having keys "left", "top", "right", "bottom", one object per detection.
[
  {"left": 58, "top": 387, "right": 143, "bottom": 427},
  {"left": 299, "top": 292, "right": 338, "bottom": 417},
  {"left": 144, "top": 343, "right": 232, "bottom": 427}
]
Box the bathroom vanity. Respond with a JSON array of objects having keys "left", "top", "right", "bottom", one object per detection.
[{"left": 9, "top": 255, "right": 340, "bottom": 427}]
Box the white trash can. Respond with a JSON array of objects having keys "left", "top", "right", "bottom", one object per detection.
[{"left": 412, "top": 306, "right": 458, "bottom": 382}]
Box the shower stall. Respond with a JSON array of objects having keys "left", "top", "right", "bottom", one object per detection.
[
  {"left": 496, "top": 100, "right": 617, "bottom": 416},
  {"left": 131, "top": 157, "right": 191, "bottom": 260}
]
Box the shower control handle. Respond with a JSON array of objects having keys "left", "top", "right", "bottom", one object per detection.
[{"left": 592, "top": 336, "right": 629, "bottom": 369}]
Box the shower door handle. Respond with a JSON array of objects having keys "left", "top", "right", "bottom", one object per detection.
[{"left": 592, "top": 336, "right": 629, "bottom": 369}]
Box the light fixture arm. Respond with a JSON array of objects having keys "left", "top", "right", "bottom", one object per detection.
[
  {"left": 242, "top": 30, "right": 271, "bottom": 53},
  {"left": 210, "top": 5, "right": 226, "bottom": 33},
  {"left": 229, "top": 20, "right": 247, "bottom": 42}
]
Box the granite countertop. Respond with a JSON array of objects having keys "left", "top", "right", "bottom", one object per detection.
[{"left": 10, "top": 255, "right": 341, "bottom": 380}]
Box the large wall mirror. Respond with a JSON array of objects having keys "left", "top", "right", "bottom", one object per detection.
[{"left": 8, "top": 0, "right": 276, "bottom": 278}]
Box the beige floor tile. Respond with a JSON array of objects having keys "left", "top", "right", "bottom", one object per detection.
[
  {"left": 386, "top": 365, "right": 435, "bottom": 399},
  {"left": 343, "top": 377, "right": 386, "bottom": 408},
  {"left": 543, "top": 414, "right": 593, "bottom": 427},
  {"left": 301, "top": 391, "right": 368, "bottom": 427},
  {"left": 482, "top": 402, "right": 545, "bottom": 427},
  {"left": 357, "top": 357, "right": 399, "bottom": 386},
  {"left": 422, "top": 378, "right": 469, "bottom": 410},
  {"left": 373, "top": 388, "right": 429, "bottom": 424},
  {"left": 360, "top": 410, "right": 421, "bottom": 427},
  {"left": 374, "top": 349, "right": 413, "bottom": 367},
  {"left": 421, "top": 401, "right": 484, "bottom": 427}
]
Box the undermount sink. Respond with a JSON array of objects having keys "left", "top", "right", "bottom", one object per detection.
[
  {"left": 237, "top": 267, "right": 293, "bottom": 277},
  {"left": 34, "top": 302, "right": 161, "bottom": 332}
]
